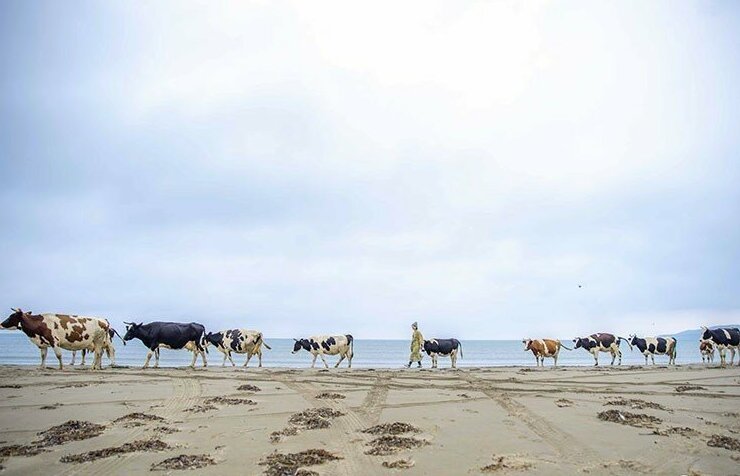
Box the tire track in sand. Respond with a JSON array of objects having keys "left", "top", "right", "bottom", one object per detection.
[
  {"left": 276, "top": 375, "right": 378, "bottom": 475},
  {"left": 463, "top": 372, "right": 601, "bottom": 462},
  {"left": 59, "top": 373, "right": 201, "bottom": 475}
]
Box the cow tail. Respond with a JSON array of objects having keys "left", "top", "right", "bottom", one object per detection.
[
  {"left": 347, "top": 334, "right": 354, "bottom": 354},
  {"left": 112, "top": 328, "right": 126, "bottom": 345},
  {"left": 260, "top": 333, "right": 272, "bottom": 350},
  {"left": 199, "top": 329, "right": 208, "bottom": 354},
  {"left": 618, "top": 336, "right": 633, "bottom": 351},
  {"left": 256, "top": 332, "right": 272, "bottom": 350},
  {"left": 558, "top": 341, "right": 572, "bottom": 351}
]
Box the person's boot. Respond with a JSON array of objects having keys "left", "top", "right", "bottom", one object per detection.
[
  {"left": 417, "top": 362, "right": 422, "bottom": 368},
  {"left": 406, "top": 361, "right": 412, "bottom": 368}
]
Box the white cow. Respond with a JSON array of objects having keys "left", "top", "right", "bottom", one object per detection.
[{"left": 292, "top": 334, "right": 354, "bottom": 368}]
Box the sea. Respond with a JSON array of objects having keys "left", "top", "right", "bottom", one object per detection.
[{"left": 0, "top": 333, "right": 708, "bottom": 368}]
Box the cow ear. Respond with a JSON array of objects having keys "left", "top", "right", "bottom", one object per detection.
[{"left": 138, "top": 322, "right": 143, "bottom": 327}]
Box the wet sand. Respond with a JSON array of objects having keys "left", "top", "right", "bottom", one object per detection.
[{"left": 0, "top": 364, "right": 738, "bottom": 475}]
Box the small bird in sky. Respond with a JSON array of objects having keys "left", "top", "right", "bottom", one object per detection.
[{"left": 578, "top": 284, "right": 583, "bottom": 288}]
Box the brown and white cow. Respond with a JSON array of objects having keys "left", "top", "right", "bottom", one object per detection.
[
  {"left": 522, "top": 338, "right": 571, "bottom": 367},
  {"left": 1, "top": 308, "right": 112, "bottom": 370},
  {"left": 700, "top": 340, "right": 715, "bottom": 364}
]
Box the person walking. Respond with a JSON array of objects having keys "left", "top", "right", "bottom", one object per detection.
[{"left": 407, "top": 321, "right": 424, "bottom": 368}]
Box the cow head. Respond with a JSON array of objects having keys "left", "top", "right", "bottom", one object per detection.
[
  {"left": 573, "top": 337, "right": 587, "bottom": 349},
  {"left": 522, "top": 339, "right": 533, "bottom": 351},
  {"left": 1, "top": 308, "right": 29, "bottom": 329},
  {"left": 122, "top": 322, "right": 143, "bottom": 341},
  {"left": 292, "top": 339, "right": 310, "bottom": 353},
  {"left": 628, "top": 334, "right": 638, "bottom": 347},
  {"left": 700, "top": 326, "right": 711, "bottom": 341},
  {"left": 204, "top": 332, "right": 222, "bottom": 347}
]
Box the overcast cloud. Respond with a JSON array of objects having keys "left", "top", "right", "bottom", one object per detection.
[{"left": 1, "top": 1, "right": 739, "bottom": 339}]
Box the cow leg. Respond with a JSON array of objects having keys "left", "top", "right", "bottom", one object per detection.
[
  {"left": 107, "top": 345, "right": 115, "bottom": 367},
  {"left": 92, "top": 344, "right": 103, "bottom": 370},
  {"left": 311, "top": 353, "right": 318, "bottom": 368},
  {"left": 53, "top": 347, "right": 64, "bottom": 370},
  {"left": 729, "top": 347, "right": 737, "bottom": 365},
  {"left": 258, "top": 349, "right": 263, "bottom": 368},
  {"left": 222, "top": 351, "right": 228, "bottom": 367},
  {"left": 154, "top": 348, "right": 160, "bottom": 368},
  {"left": 553, "top": 354, "right": 558, "bottom": 367},
  {"left": 244, "top": 353, "right": 251, "bottom": 367},
  {"left": 143, "top": 350, "right": 154, "bottom": 369},
  {"left": 347, "top": 349, "right": 352, "bottom": 368},
  {"left": 591, "top": 349, "right": 598, "bottom": 366},
  {"left": 319, "top": 353, "right": 329, "bottom": 369},
  {"left": 189, "top": 350, "right": 197, "bottom": 368},
  {"left": 226, "top": 351, "right": 234, "bottom": 367},
  {"left": 39, "top": 347, "right": 48, "bottom": 369},
  {"left": 70, "top": 351, "right": 76, "bottom": 366},
  {"left": 719, "top": 347, "right": 726, "bottom": 366},
  {"left": 335, "top": 354, "right": 345, "bottom": 368},
  {"left": 651, "top": 354, "right": 655, "bottom": 365}
]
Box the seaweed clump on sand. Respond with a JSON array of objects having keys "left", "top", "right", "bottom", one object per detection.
[
  {"left": 237, "top": 384, "right": 262, "bottom": 392},
  {"left": 362, "top": 422, "right": 420, "bottom": 435},
  {"left": 270, "top": 408, "right": 344, "bottom": 443},
  {"left": 0, "top": 444, "right": 46, "bottom": 458},
  {"left": 204, "top": 397, "right": 257, "bottom": 406},
  {"left": 114, "top": 413, "right": 166, "bottom": 423},
  {"left": 288, "top": 408, "right": 344, "bottom": 430},
  {"left": 481, "top": 455, "right": 533, "bottom": 472},
  {"left": 675, "top": 385, "right": 706, "bottom": 393},
  {"left": 315, "top": 392, "right": 345, "bottom": 400},
  {"left": 597, "top": 410, "right": 662, "bottom": 428},
  {"left": 555, "top": 399, "right": 574, "bottom": 408},
  {"left": 0, "top": 420, "right": 106, "bottom": 459},
  {"left": 364, "top": 436, "right": 428, "bottom": 456},
  {"left": 382, "top": 459, "right": 415, "bottom": 469},
  {"left": 60, "top": 439, "right": 170, "bottom": 463},
  {"left": 151, "top": 454, "right": 217, "bottom": 471},
  {"left": 604, "top": 398, "right": 670, "bottom": 412},
  {"left": 259, "top": 449, "right": 342, "bottom": 476},
  {"left": 651, "top": 427, "right": 700, "bottom": 437},
  {"left": 37, "top": 420, "right": 107, "bottom": 446},
  {"left": 153, "top": 426, "right": 180, "bottom": 434},
  {"left": 707, "top": 434, "right": 740, "bottom": 452},
  {"left": 185, "top": 404, "right": 217, "bottom": 414}
]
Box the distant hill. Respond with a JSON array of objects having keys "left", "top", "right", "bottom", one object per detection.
[{"left": 668, "top": 325, "right": 740, "bottom": 341}]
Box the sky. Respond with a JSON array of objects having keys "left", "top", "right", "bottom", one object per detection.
[{"left": 1, "top": 1, "right": 739, "bottom": 339}]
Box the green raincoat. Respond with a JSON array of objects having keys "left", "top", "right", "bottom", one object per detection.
[{"left": 410, "top": 329, "right": 424, "bottom": 362}]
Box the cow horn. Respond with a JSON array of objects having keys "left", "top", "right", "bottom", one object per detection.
[
  {"left": 293, "top": 338, "right": 298, "bottom": 342},
  {"left": 10, "top": 308, "right": 18, "bottom": 313}
]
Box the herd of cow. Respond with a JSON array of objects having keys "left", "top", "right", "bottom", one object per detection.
[{"left": 1, "top": 309, "right": 739, "bottom": 370}]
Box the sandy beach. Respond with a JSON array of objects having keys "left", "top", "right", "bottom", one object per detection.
[{"left": 0, "top": 365, "right": 738, "bottom": 475}]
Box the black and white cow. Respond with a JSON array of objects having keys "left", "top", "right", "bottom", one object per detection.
[
  {"left": 292, "top": 335, "right": 354, "bottom": 368},
  {"left": 204, "top": 329, "right": 271, "bottom": 367},
  {"left": 700, "top": 327, "right": 740, "bottom": 366},
  {"left": 573, "top": 333, "right": 631, "bottom": 366},
  {"left": 700, "top": 340, "right": 715, "bottom": 364},
  {"left": 123, "top": 321, "right": 208, "bottom": 369},
  {"left": 70, "top": 327, "right": 125, "bottom": 366},
  {"left": 423, "top": 338, "right": 463, "bottom": 368},
  {"left": 628, "top": 335, "right": 677, "bottom": 365}
]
